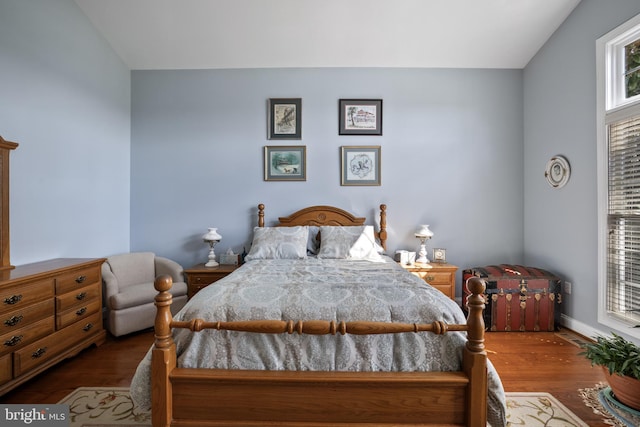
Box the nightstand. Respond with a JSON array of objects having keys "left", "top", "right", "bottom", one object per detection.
[
  {"left": 400, "top": 262, "right": 459, "bottom": 300},
  {"left": 184, "top": 263, "right": 241, "bottom": 299}
]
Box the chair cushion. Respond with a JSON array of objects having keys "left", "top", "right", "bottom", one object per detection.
[
  {"left": 107, "top": 252, "right": 156, "bottom": 289},
  {"left": 109, "top": 281, "right": 188, "bottom": 310}
]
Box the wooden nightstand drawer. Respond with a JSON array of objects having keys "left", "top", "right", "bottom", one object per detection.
[
  {"left": 184, "top": 264, "right": 241, "bottom": 299},
  {"left": 400, "top": 263, "right": 458, "bottom": 301},
  {"left": 189, "top": 274, "right": 223, "bottom": 285},
  {"left": 413, "top": 271, "right": 452, "bottom": 285}
]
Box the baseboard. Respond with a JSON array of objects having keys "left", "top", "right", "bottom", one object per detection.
[{"left": 560, "top": 314, "right": 607, "bottom": 339}]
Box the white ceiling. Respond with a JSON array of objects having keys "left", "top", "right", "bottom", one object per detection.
[{"left": 74, "top": 0, "right": 581, "bottom": 70}]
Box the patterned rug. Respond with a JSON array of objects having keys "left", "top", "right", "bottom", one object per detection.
[
  {"left": 580, "top": 382, "right": 640, "bottom": 427},
  {"left": 58, "top": 387, "right": 587, "bottom": 427},
  {"left": 58, "top": 387, "right": 150, "bottom": 427}
]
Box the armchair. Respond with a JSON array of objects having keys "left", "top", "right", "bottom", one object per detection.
[{"left": 102, "top": 252, "right": 188, "bottom": 337}]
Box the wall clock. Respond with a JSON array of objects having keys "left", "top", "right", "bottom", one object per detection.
[{"left": 544, "top": 155, "right": 570, "bottom": 188}]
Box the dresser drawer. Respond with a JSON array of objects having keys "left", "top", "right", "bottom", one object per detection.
[
  {"left": 56, "top": 299, "right": 101, "bottom": 330},
  {"left": 55, "top": 266, "right": 101, "bottom": 294},
  {"left": 188, "top": 274, "right": 227, "bottom": 285},
  {"left": 0, "top": 299, "right": 54, "bottom": 336},
  {"left": 0, "top": 279, "right": 54, "bottom": 314},
  {"left": 413, "top": 271, "right": 453, "bottom": 285},
  {"left": 0, "top": 353, "right": 11, "bottom": 385},
  {"left": 56, "top": 283, "right": 100, "bottom": 312},
  {"left": 13, "top": 311, "right": 101, "bottom": 376},
  {"left": 0, "top": 317, "right": 54, "bottom": 356},
  {"left": 430, "top": 284, "right": 453, "bottom": 296},
  {"left": 401, "top": 263, "right": 458, "bottom": 301}
]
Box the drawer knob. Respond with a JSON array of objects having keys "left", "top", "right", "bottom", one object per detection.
[
  {"left": 75, "top": 275, "right": 87, "bottom": 284},
  {"left": 4, "top": 315, "right": 23, "bottom": 327},
  {"left": 31, "top": 347, "right": 47, "bottom": 359},
  {"left": 76, "top": 307, "right": 87, "bottom": 316},
  {"left": 425, "top": 276, "right": 435, "bottom": 281},
  {"left": 4, "top": 335, "right": 23, "bottom": 347},
  {"left": 3, "top": 294, "right": 22, "bottom": 305},
  {"left": 83, "top": 323, "right": 93, "bottom": 332},
  {"left": 76, "top": 292, "right": 87, "bottom": 300}
]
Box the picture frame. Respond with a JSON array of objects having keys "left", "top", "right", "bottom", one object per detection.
[
  {"left": 264, "top": 146, "right": 306, "bottom": 181},
  {"left": 340, "top": 146, "right": 381, "bottom": 186},
  {"left": 433, "top": 248, "right": 447, "bottom": 263},
  {"left": 339, "top": 99, "right": 383, "bottom": 135},
  {"left": 268, "top": 98, "right": 302, "bottom": 139}
]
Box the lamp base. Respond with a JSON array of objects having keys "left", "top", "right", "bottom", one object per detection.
[
  {"left": 416, "top": 243, "right": 429, "bottom": 264},
  {"left": 205, "top": 245, "right": 218, "bottom": 267}
]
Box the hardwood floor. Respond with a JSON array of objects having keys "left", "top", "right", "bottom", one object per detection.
[{"left": 0, "top": 328, "right": 608, "bottom": 426}]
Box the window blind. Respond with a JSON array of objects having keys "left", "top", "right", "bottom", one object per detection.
[{"left": 608, "top": 115, "right": 640, "bottom": 325}]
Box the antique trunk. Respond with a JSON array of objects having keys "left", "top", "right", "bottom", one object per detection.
[{"left": 462, "top": 264, "right": 562, "bottom": 332}]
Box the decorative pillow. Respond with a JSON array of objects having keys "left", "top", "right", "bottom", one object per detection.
[
  {"left": 245, "top": 226, "right": 309, "bottom": 260},
  {"left": 317, "top": 225, "right": 383, "bottom": 260}
]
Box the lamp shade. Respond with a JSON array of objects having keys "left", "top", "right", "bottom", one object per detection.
[
  {"left": 202, "top": 227, "right": 222, "bottom": 242},
  {"left": 414, "top": 224, "right": 434, "bottom": 238}
]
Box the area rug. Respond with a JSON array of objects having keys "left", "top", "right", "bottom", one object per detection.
[
  {"left": 505, "top": 392, "right": 588, "bottom": 426},
  {"left": 58, "top": 387, "right": 587, "bottom": 427},
  {"left": 58, "top": 387, "right": 151, "bottom": 426},
  {"left": 580, "top": 382, "right": 640, "bottom": 427}
]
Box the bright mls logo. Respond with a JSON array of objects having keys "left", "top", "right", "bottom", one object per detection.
[{"left": 1, "top": 404, "right": 68, "bottom": 426}]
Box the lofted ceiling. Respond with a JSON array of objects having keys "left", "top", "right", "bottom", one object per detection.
[{"left": 74, "top": 0, "right": 581, "bottom": 70}]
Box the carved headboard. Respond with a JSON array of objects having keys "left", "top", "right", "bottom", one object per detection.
[{"left": 257, "top": 204, "right": 387, "bottom": 251}]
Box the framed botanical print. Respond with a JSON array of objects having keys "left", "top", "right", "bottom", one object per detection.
[
  {"left": 268, "top": 98, "right": 302, "bottom": 139},
  {"left": 340, "top": 146, "right": 381, "bottom": 186},
  {"left": 339, "top": 99, "right": 383, "bottom": 135},
  {"left": 264, "top": 146, "right": 306, "bottom": 181}
]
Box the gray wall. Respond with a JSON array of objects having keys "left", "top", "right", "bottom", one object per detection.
[
  {"left": 523, "top": 0, "right": 640, "bottom": 341},
  {"left": 0, "top": 0, "right": 131, "bottom": 265},
  {"left": 130, "top": 67, "right": 525, "bottom": 299}
]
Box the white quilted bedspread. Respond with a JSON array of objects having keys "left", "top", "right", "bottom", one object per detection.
[{"left": 130, "top": 257, "right": 506, "bottom": 426}]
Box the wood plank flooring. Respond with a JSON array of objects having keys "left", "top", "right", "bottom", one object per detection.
[{"left": 0, "top": 328, "right": 609, "bottom": 426}]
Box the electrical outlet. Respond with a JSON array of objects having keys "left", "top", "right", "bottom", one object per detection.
[{"left": 564, "top": 281, "right": 572, "bottom": 294}]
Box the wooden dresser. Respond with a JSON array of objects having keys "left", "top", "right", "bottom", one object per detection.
[
  {"left": 400, "top": 262, "right": 459, "bottom": 300},
  {"left": 0, "top": 258, "right": 106, "bottom": 395}
]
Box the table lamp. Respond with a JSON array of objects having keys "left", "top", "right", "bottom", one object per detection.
[
  {"left": 202, "top": 227, "right": 222, "bottom": 267},
  {"left": 414, "top": 224, "right": 434, "bottom": 264}
]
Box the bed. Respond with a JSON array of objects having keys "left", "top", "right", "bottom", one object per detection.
[{"left": 131, "top": 204, "right": 506, "bottom": 427}]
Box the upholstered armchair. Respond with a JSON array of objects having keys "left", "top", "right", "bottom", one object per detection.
[{"left": 102, "top": 252, "right": 188, "bottom": 337}]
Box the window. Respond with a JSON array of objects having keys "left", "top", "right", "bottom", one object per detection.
[{"left": 597, "top": 13, "right": 640, "bottom": 339}]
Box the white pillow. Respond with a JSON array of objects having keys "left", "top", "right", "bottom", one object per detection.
[
  {"left": 317, "top": 225, "right": 383, "bottom": 260},
  {"left": 245, "top": 226, "right": 309, "bottom": 260}
]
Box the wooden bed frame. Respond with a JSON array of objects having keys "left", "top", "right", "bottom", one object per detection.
[{"left": 151, "top": 204, "right": 489, "bottom": 427}]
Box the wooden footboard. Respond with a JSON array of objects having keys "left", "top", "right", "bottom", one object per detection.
[{"left": 151, "top": 276, "right": 488, "bottom": 427}]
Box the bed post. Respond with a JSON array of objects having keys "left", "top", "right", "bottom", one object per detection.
[
  {"left": 378, "top": 204, "right": 387, "bottom": 251},
  {"left": 464, "top": 276, "right": 488, "bottom": 427},
  {"left": 258, "top": 203, "right": 265, "bottom": 228},
  {"left": 152, "top": 275, "right": 177, "bottom": 427}
]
